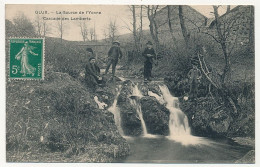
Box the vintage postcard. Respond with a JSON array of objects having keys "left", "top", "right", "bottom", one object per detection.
[{"left": 5, "top": 3, "right": 255, "bottom": 165}]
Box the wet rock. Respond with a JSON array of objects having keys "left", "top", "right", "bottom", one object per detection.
[
  {"left": 117, "top": 80, "right": 142, "bottom": 136},
  {"left": 209, "top": 110, "right": 232, "bottom": 134},
  {"left": 227, "top": 112, "right": 255, "bottom": 137},
  {"left": 140, "top": 96, "right": 169, "bottom": 135},
  {"left": 117, "top": 80, "right": 133, "bottom": 104},
  {"left": 180, "top": 97, "right": 233, "bottom": 137},
  {"left": 119, "top": 98, "right": 142, "bottom": 136},
  {"left": 190, "top": 109, "right": 211, "bottom": 136}
]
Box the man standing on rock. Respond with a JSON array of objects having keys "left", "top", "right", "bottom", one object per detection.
[
  {"left": 104, "top": 41, "right": 123, "bottom": 79},
  {"left": 142, "top": 41, "right": 156, "bottom": 82}
]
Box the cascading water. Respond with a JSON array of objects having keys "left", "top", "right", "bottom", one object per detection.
[
  {"left": 159, "top": 85, "right": 191, "bottom": 136},
  {"left": 159, "top": 85, "right": 209, "bottom": 145},
  {"left": 129, "top": 84, "right": 148, "bottom": 136},
  {"left": 108, "top": 86, "right": 125, "bottom": 136}
]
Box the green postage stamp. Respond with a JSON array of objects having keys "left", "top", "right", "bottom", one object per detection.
[{"left": 9, "top": 38, "right": 44, "bottom": 79}]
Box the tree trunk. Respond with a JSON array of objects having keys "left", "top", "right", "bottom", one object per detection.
[
  {"left": 132, "top": 5, "right": 140, "bottom": 52},
  {"left": 226, "top": 5, "right": 231, "bottom": 13},
  {"left": 147, "top": 5, "right": 160, "bottom": 51},
  {"left": 167, "top": 5, "right": 176, "bottom": 46},
  {"left": 43, "top": 22, "right": 46, "bottom": 37},
  {"left": 213, "top": 6, "right": 230, "bottom": 84},
  {"left": 140, "top": 5, "right": 143, "bottom": 49},
  {"left": 178, "top": 6, "right": 189, "bottom": 48}
]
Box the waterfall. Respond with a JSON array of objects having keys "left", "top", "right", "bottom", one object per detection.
[
  {"left": 159, "top": 85, "right": 191, "bottom": 136},
  {"left": 129, "top": 84, "right": 156, "bottom": 137},
  {"left": 159, "top": 85, "right": 208, "bottom": 145},
  {"left": 108, "top": 86, "right": 125, "bottom": 136}
]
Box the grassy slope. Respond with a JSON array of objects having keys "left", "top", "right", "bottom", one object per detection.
[{"left": 6, "top": 36, "right": 130, "bottom": 162}]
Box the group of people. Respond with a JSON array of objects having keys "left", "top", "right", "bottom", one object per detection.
[
  {"left": 84, "top": 40, "right": 157, "bottom": 89},
  {"left": 84, "top": 40, "right": 202, "bottom": 99},
  {"left": 84, "top": 41, "right": 123, "bottom": 89}
]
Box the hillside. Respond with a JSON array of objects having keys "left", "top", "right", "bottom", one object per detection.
[{"left": 6, "top": 20, "right": 130, "bottom": 162}]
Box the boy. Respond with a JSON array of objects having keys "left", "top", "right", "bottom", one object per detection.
[{"left": 142, "top": 41, "right": 156, "bottom": 81}]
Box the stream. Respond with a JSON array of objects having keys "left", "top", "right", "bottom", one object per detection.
[
  {"left": 117, "top": 136, "right": 252, "bottom": 163},
  {"left": 105, "top": 73, "right": 253, "bottom": 163}
]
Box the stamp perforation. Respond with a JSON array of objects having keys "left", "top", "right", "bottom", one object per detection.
[{"left": 8, "top": 37, "right": 45, "bottom": 81}]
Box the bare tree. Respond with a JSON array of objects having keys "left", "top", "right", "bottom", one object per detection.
[
  {"left": 89, "top": 28, "right": 95, "bottom": 41},
  {"left": 78, "top": 20, "right": 88, "bottom": 42},
  {"left": 147, "top": 5, "right": 160, "bottom": 50},
  {"left": 34, "top": 14, "right": 51, "bottom": 37},
  {"left": 103, "top": 19, "right": 118, "bottom": 43},
  {"left": 128, "top": 5, "right": 142, "bottom": 52},
  {"left": 42, "top": 19, "right": 50, "bottom": 37},
  {"left": 195, "top": 5, "right": 247, "bottom": 114},
  {"left": 226, "top": 5, "right": 231, "bottom": 13},
  {"left": 213, "top": 5, "right": 231, "bottom": 84},
  {"left": 34, "top": 14, "right": 42, "bottom": 36},
  {"left": 109, "top": 19, "right": 118, "bottom": 42},
  {"left": 178, "top": 6, "right": 190, "bottom": 48},
  {"left": 167, "top": 5, "right": 176, "bottom": 46},
  {"left": 140, "top": 5, "right": 143, "bottom": 40},
  {"left": 13, "top": 12, "right": 36, "bottom": 37},
  {"left": 93, "top": 23, "right": 97, "bottom": 41},
  {"left": 56, "top": 14, "right": 66, "bottom": 43}
]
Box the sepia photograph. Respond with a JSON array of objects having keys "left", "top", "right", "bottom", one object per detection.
[{"left": 4, "top": 2, "right": 255, "bottom": 164}]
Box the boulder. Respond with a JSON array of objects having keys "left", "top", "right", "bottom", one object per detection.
[
  {"left": 180, "top": 97, "right": 233, "bottom": 137},
  {"left": 117, "top": 80, "right": 142, "bottom": 136},
  {"left": 140, "top": 96, "right": 169, "bottom": 135}
]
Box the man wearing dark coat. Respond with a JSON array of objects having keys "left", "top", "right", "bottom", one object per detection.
[
  {"left": 104, "top": 41, "right": 123, "bottom": 77},
  {"left": 142, "top": 41, "right": 156, "bottom": 81},
  {"left": 85, "top": 48, "right": 103, "bottom": 88}
]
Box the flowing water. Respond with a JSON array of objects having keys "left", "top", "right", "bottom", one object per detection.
[
  {"left": 108, "top": 85, "right": 125, "bottom": 136},
  {"left": 129, "top": 84, "right": 150, "bottom": 136},
  {"left": 159, "top": 85, "right": 207, "bottom": 146},
  {"left": 111, "top": 82, "right": 252, "bottom": 163}
]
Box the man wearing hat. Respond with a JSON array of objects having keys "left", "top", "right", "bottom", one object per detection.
[
  {"left": 104, "top": 41, "right": 123, "bottom": 78},
  {"left": 85, "top": 48, "right": 103, "bottom": 89},
  {"left": 142, "top": 41, "right": 156, "bottom": 81}
]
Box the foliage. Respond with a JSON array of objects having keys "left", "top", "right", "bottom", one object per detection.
[{"left": 12, "top": 12, "right": 36, "bottom": 37}]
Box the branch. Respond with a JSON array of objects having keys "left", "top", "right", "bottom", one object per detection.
[
  {"left": 197, "top": 54, "right": 219, "bottom": 89},
  {"left": 200, "top": 30, "right": 221, "bottom": 43}
]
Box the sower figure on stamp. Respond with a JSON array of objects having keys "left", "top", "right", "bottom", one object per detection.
[
  {"left": 142, "top": 41, "right": 156, "bottom": 82},
  {"left": 85, "top": 48, "right": 103, "bottom": 89},
  {"left": 15, "top": 41, "right": 38, "bottom": 76},
  {"left": 187, "top": 64, "right": 202, "bottom": 100},
  {"left": 104, "top": 41, "right": 123, "bottom": 79}
]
